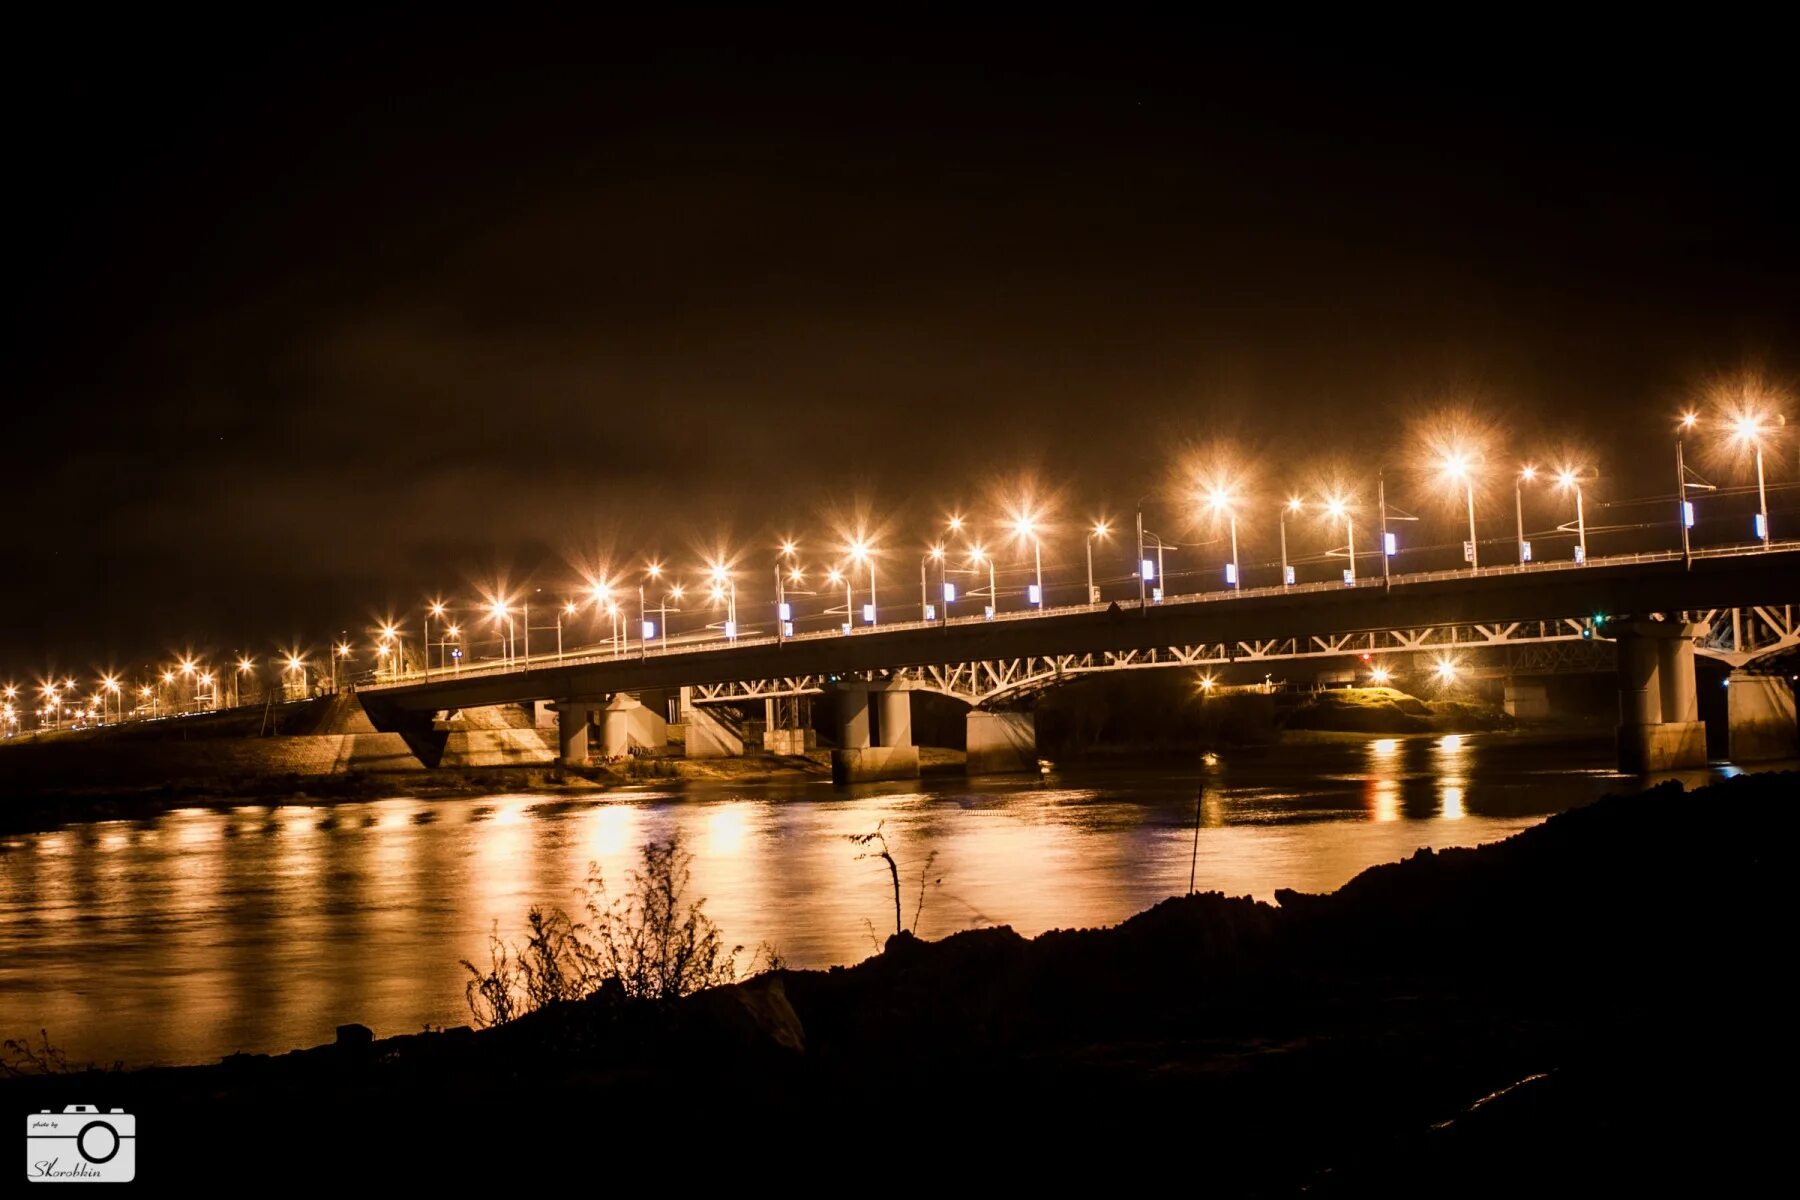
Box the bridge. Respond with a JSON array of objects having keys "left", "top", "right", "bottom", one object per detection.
[{"left": 358, "top": 544, "right": 1800, "bottom": 778}]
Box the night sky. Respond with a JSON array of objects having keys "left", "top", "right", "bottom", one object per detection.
[{"left": 6, "top": 18, "right": 1795, "bottom": 675}]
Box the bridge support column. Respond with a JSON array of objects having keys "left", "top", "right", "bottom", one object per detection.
[
  {"left": 966, "top": 710, "right": 1037, "bottom": 775},
  {"left": 598, "top": 693, "right": 645, "bottom": 759},
  {"left": 1728, "top": 672, "right": 1798, "bottom": 762},
  {"left": 1614, "top": 620, "right": 1708, "bottom": 772},
  {"left": 678, "top": 687, "right": 743, "bottom": 758},
  {"left": 552, "top": 702, "right": 595, "bottom": 767},
  {"left": 831, "top": 683, "right": 919, "bottom": 784}
]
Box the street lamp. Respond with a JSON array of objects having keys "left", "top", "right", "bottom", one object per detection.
[
  {"left": 1438, "top": 450, "right": 1481, "bottom": 569},
  {"left": 848, "top": 538, "right": 876, "bottom": 626},
  {"left": 1555, "top": 466, "right": 1590, "bottom": 563},
  {"left": 1085, "top": 520, "right": 1110, "bottom": 603},
  {"left": 1732, "top": 411, "right": 1774, "bottom": 546},
  {"left": 1201, "top": 486, "right": 1240, "bottom": 589},
  {"left": 333, "top": 641, "right": 351, "bottom": 692},
  {"left": 967, "top": 544, "right": 997, "bottom": 619},
  {"left": 826, "top": 566, "right": 851, "bottom": 634},
  {"left": 235, "top": 656, "right": 254, "bottom": 707},
  {"left": 707, "top": 561, "right": 737, "bottom": 640},
  {"left": 921, "top": 544, "right": 946, "bottom": 621},
  {"left": 1010, "top": 512, "right": 1044, "bottom": 610},
  {"left": 559, "top": 600, "right": 577, "bottom": 660},
  {"left": 488, "top": 599, "right": 515, "bottom": 666},
  {"left": 1325, "top": 495, "right": 1356, "bottom": 585},
  {"left": 776, "top": 542, "right": 799, "bottom": 641},
  {"left": 1514, "top": 465, "right": 1538, "bottom": 563},
  {"left": 425, "top": 601, "right": 447, "bottom": 678},
  {"left": 1279, "top": 496, "right": 1302, "bottom": 587}
]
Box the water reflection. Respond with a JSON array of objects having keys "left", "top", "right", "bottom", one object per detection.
[{"left": 1, "top": 735, "right": 1782, "bottom": 1068}]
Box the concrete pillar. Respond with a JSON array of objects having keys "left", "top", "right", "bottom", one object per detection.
[
  {"left": 1728, "top": 672, "right": 1799, "bottom": 762},
  {"left": 1503, "top": 683, "right": 1549, "bottom": 720},
  {"left": 1657, "top": 638, "right": 1698, "bottom": 724},
  {"left": 966, "top": 710, "right": 1038, "bottom": 775},
  {"left": 1616, "top": 635, "right": 1662, "bottom": 727},
  {"left": 599, "top": 694, "right": 644, "bottom": 759},
  {"left": 875, "top": 689, "right": 913, "bottom": 748},
  {"left": 1614, "top": 621, "right": 1707, "bottom": 772},
  {"left": 554, "top": 703, "right": 593, "bottom": 766},
  {"left": 830, "top": 683, "right": 917, "bottom": 784},
  {"left": 837, "top": 685, "right": 871, "bottom": 749}
]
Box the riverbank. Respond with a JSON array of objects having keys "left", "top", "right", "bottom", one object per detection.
[
  {"left": 0, "top": 745, "right": 970, "bottom": 834},
  {"left": 5, "top": 770, "right": 1787, "bottom": 1187}
]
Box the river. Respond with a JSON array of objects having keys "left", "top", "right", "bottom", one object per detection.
[{"left": 0, "top": 733, "right": 1771, "bottom": 1067}]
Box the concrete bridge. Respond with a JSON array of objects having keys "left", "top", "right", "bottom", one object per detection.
[{"left": 358, "top": 544, "right": 1800, "bottom": 777}]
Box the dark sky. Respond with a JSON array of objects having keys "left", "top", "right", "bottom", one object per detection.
[{"left": 6, "top": 17, "right": 1796, "bottom": 676}]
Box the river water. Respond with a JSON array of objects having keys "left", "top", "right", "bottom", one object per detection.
[{"left": 0, "top": 734, "right": 1772, "bottom": 1067}]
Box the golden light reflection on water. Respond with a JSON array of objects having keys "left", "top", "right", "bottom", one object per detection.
[{"left": 7, "top": 738, "right": 1745, "bottom": 1069}]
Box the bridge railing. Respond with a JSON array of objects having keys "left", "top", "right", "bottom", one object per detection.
[{"left": 357, "top": 539, "right": 1800, "bottom": 692}]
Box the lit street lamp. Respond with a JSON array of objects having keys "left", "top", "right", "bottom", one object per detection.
[
  {"left": 1514, "top": 465, "right": 1537, "bottom": 563},
  {"left": 1085, "top": 520, "right": 1110, "bottom": 603},
  {"left": 848, "top": 538, "right": 876, "bottom": 626},
  {"left": 1555, "top": 466, "right": 1590, "bottom": 563},
  {"left": 967, "top": 544, "right": 997, "bottom": 619},
  {"left": 1279, "top": 496, "right": 1302, "bottom": 587},
  {"left": 707, "top": 562, "right": 738, "bottom": 640},
  {"left": 1202, "top": 486, "right": 1239, "bottom": 589},
  {"left": 826, "top": 566, "right": 852, "bottom": 634},
  {"left": 921, "top": 545, "right": 946, "bottom": 621},
  {"left": 776, "top": 542, "right": 799, "bottom": 641},
  {"left": 1010, "top": 512, "right": 1044, "bottom": 610},
  {"left": 1438, "top": 450, "right": 1481, "bottom": 569},
  {"left": 1733, "top": 412, "right": 1774, "bottom": 546},
  {"left": 1326, "top": 495, "right": 1356, "bottom": 585},
  {"left": 425, "top": 601, "right": 447, "bottom": 678}
]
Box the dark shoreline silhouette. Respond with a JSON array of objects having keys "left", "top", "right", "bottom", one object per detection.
[{"left": 4, "top": 772, "right": 1788, "bottom": 1190}]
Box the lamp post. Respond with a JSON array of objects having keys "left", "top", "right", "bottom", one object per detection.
[
  {"left": 558, "top": 600, "right": 576, "bottom": 660},
  {"left": 826, "top": 567, "right": 851, "bottom": 633},
  {"left": 425, "top": 602, "right": 447, "bottom": 678},
  {"left": 1279, "top": 496, "right": 1302, "bottom": 587},
  {"left": 1011, "top": 514, "right": 1043, "bottom": 610},
  {"left": 235, "top": 657, "right": 254, "bottom": 707},
  {"left": 1733, "top": 413, "right": 1773, "bottom": 547},
  {"left": 1677, "top": 411, "right": 1697, "bottom": 567},
  {"left": 921, "top": 545, "right": 945, "bottom": 621},
  {"left": 1203, "top": 487, "right": 1239, "bottom": 589},
  {"left": 1327, "top": 496, "right": 1356, "bottom": 585},
  {"left": 488, "top": 600, "right": 515, "bottom": 667},
  {"left": 776, "top": 542, "right": 798, "bottom": 642},
  {"left": 1556, "top": 467, "right": 1589, "bottom": 564},
  {"left": 333, "top": 641, "right": 351, "bottom": 692},
  {"left": 707, "top": 562, "right": 738, "bottom": 640},
  {"left": 1085, "top": 520, "right": 1110, "bottom": 603},
  {"left": 848, "top": 539, "right": 876, "bottom": 626},
  {"left": 968, "top": 545, "right": 996, "bottom": 619},
  {"left": 1515, "top": 466, "right": 1537, "bottom": 564},
  {"left": 1440, "top": 451, "right": 1480, "bottom": 570}
]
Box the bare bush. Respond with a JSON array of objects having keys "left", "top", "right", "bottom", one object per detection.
[
  {"left": 848, "top": 822, "right": 941, "bottom": 939},
  {"left": 461, "top": 836, "right": 742, "bottom": 1027},
  {"left": 1, "top": 1030, "right": 118, "bottom": 1077}
]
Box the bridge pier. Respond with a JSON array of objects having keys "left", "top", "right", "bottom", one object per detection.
[
  {"left": 597, "top": 693, "right": 645, "bottom": 758},
  {"left": 1614, "top": 620, "right": 1708, "bottom": 772},
  {"left": 966, "top": 709, "right": 1038, "bottom": 774},
  {"left": 831, "top": 682, "right": 919, "bottom": 784},
  {"left": 678, "top": 686, "right": 743, "bottom": 758},
  {"left": 552, "top": 702, "right": 594, "bottom": 766},
  {"left": 1728, "top": 672, "right": 1799, "bottom": 762}
]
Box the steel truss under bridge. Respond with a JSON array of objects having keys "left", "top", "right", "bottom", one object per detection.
[{"left": 686, "top": 612, "right": 1789, "bottom": 708}]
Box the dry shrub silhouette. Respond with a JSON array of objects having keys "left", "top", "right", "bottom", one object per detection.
[{"left": 462, "top": 835, "right": 747, "bottom": 1027}]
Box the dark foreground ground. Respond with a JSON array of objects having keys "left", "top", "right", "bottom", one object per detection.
[{"left": 6, "top": 773, "right": 1790, "bottom": 1191}]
